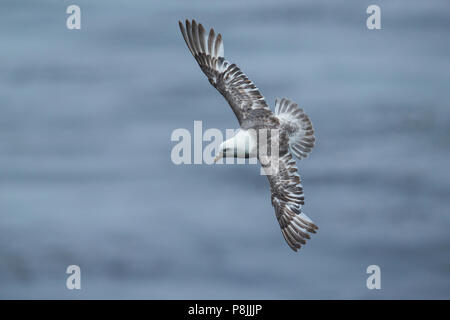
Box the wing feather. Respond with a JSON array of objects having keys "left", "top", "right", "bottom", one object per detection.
[
  {"left": 179, "top": 19, "right": 271, "bottom": 125},
  {"left": 262, "top": 151, "right": 318, "bottom": 251}
]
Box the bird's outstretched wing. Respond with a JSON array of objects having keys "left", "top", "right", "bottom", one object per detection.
[
  {"left": 179, "top": 19, "right": 271, "bottom": 126},
  {"left": 261, "top": 151, "right": 318, "bottom": 251}
]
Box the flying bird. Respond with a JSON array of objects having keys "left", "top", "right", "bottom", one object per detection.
[{"left": 179, "top": 19, "right": 318, "bottom": 251}]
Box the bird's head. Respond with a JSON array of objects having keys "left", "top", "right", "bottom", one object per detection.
[{"left": 214, "top": 140, "right": 236, "bottom": 163}]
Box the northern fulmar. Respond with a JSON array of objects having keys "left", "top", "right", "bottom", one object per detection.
[{"left": 179, "top": 19, "right": 318, "bottom": 251}]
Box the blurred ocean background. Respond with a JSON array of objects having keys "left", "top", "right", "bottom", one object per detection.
[{"left": 1, "top": 0, "right": 449, "bottom": 299}]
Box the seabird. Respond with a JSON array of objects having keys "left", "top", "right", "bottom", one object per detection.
[{"left": 179, "top": 19, "right": 318, "bottom": 251}]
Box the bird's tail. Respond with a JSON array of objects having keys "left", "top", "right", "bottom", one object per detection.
[{"left": 274, "top": 98, "right": 315, "bottom": 160}]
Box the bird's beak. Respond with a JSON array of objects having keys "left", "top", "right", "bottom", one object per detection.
[{"left": 214, "top": 154, "right": 223, "bottom": 163}]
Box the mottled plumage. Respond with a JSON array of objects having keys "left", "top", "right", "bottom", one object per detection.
[{"left": 179, "top": 19, "right": 317, "bottom": 251}]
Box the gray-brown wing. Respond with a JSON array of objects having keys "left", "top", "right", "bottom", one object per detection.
[
  {"left": 179, "top": 19, "right": 271, "bottom": 126},
  {"left": 261, "top": 151, "right": 318, "bottom": 251}
]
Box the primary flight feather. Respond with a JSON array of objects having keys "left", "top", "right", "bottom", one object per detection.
[{"left": 179, "top": 19, "right": 318, "bottom": 251}]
